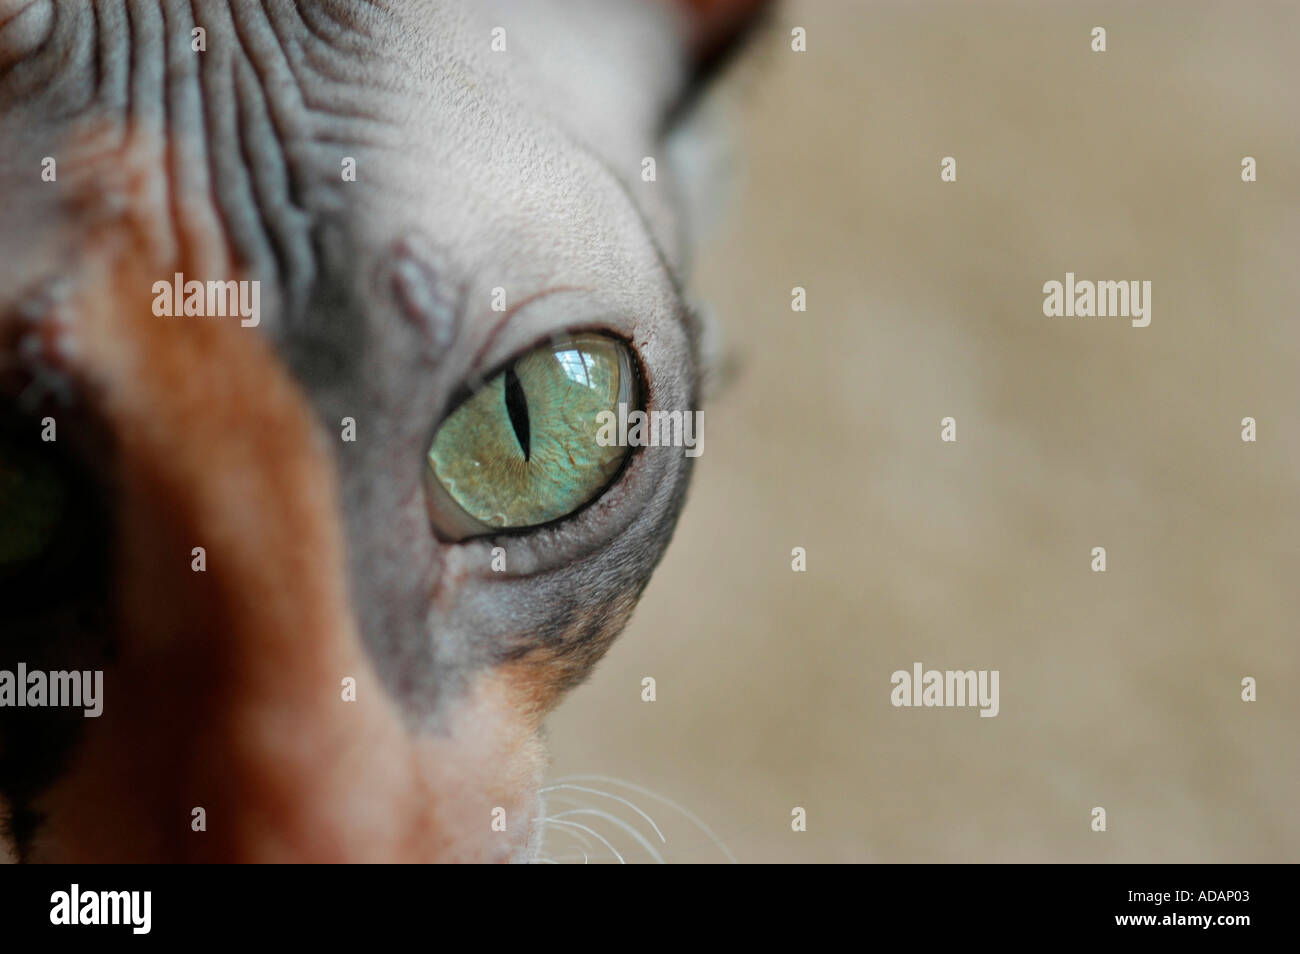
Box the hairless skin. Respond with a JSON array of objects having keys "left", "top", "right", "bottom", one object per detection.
[{"left": 0, "top": 0, "right": 767, "bottom": 862}]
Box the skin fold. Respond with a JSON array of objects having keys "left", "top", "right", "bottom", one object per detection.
[{"left": 0, "top": 0, "right": 766, "bottom": 862}]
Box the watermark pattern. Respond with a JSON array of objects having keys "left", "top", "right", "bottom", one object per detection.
[
  {"left": 49, "top": 885, "right": 150, "bottom": 934},
  {"left": 0, "top": 664, "right": 103, "bottom": 718},
  {"left": 890, "top": 663, "right": 1000, "bottom": 718},
  {"left": 595, "top": 403, "right": 703, "bottom": 457},
  {"left": 1042, "top": 272, "right": 1151, "bottom": 327},
  {"left": 151, "top": 273, "right": 261, "bottom": 327}
]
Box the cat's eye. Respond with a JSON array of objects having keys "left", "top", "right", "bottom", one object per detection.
[
  {"left": 425, "top": 333, "right": 637, "bottom": 539},
  {"left": 0, "top": 440, "right": 67, "bottom": 576},
  {"left": 0, "top": 413, "right": 110, "bottom": 614}
]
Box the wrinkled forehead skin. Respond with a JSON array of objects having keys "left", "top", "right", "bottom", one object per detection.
[{"left": 0, "top": 0, "right": 734, "bottom": 862}]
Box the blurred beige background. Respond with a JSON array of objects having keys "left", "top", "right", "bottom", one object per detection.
[{"left": 543, "top": 0, "right": 1300, "bottom": 862}]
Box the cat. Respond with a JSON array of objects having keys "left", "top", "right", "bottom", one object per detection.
[{"left": 0, "top": 0, "right": 768, "bottom": 862}]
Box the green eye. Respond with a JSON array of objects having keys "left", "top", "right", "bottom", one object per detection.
[
  {"left": 426, "top": 333, "right": 636, "bottom": 536},
  {"left": 0, "top": 441, "right": 68, "bottom": 575}
]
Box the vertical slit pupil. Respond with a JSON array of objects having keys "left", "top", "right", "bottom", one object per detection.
[{"left": 503, "top": 366, "right": 531, "bottom": 461}]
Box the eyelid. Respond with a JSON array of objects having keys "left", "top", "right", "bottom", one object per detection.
[
  {"left": 464, "top": 286, "right": 592, "bottom": 384},
  {"left": 458, "top": 286, "right": 648, "bottom": 386}
]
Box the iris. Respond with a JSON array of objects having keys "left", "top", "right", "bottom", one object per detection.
[{"left": 427, "top": 333, "right": 636, "bottom": 534}]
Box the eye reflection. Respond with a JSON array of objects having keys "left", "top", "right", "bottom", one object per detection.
[{"left": 555, "top": 349, "right": 596, "bottom": 388}]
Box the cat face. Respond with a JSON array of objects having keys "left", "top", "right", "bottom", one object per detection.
[{"left": 0, "top": 0, "right": 765, "bottom": 861}]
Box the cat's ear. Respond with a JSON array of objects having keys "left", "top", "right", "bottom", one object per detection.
[
  {"left": 652, "top": 1, "right": 767, "bottom": 401},
  {"left": 662, "top": 0, "right": 773, "bottom": 71},
  {"left": 653, "top": 0, "right": 771, "bottom": 273}
]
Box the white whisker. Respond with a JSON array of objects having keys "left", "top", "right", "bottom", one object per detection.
[
  {"left": 538, "top": 828, "right": 589, "bottom": 866},
  {"left": 555, "top": 774, "right": 738, "bottom": 863},
  {"left": 541, "top": 813, "right": 597, "bottom": 853},
  {"left": 542, "top": 818, "right": 625, "bottom": 864},
  {"left": 540, "top": 784, "right": 667, "bottom": 843},
  {"left": 549, "top": 808, "right": 665, "bottom": 864},
  {"left": 538, "top": 822, "right": 585, "bottom": 865}
]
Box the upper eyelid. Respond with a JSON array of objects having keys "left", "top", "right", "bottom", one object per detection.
[
  {"left": 466, "top": 285, "right": 596, "bottom": 381},
  {"left": 459, "top": 281, "right": 652, "bottom": 385}
]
